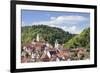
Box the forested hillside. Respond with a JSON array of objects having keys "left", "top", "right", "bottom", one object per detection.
[
  {"left": 64, "top": 28, "right": 90, "bottom": 49},
  {"left": 21, "top": 25, "right": 75, "bottom": 46}
]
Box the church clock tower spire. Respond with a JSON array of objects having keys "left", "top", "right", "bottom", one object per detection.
[
  {"left": 36, "top": 34, "right": 39, "bottom": 42},
  {"left": 55, "top": 39, "right": 59, "bottom": 49}
]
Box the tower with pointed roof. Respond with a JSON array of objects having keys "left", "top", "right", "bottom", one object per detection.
[
  {"left": 55, "top": 39, "right": 59, "bottom": 49},
  {"left": 36, "top": 34, "right": 39, "bottom": 42}
]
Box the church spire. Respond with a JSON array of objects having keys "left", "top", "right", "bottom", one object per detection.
[
  {"left": 55, "top": 39, "right": 59, "bottom": 48},
  {"left": 36, "top": 34, "right": 39, "bottom": 42}
]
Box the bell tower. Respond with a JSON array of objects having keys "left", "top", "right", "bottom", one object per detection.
[
  {"left": 55, "top": 39, "right": 59, "bottom": 49},
  {"left": 36, "top": 34, "right": 39, "bottom": 42}
]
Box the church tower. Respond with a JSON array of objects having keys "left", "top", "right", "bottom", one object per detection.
[
  {"left": 36, "top": 34, "right": 39, "bottom": 42},
  {"left": 55, "top": 39, "right": 59, "bottom": 49}
]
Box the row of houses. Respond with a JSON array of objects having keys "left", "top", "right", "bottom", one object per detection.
[{"left": 21, "top": 34, "right": 87, "bottom": 63}]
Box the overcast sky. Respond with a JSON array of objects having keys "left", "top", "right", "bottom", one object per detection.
[{"left": 21, "top": 10, "right": 90, "bottom": 34}]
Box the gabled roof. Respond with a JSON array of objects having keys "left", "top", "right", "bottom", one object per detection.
[{"left": 40, "top": 53, "right": 50, "bottom": 62}]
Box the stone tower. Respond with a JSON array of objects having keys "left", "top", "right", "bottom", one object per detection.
[
  {"left": 36, "top": 34, "right": 39, "bottom": 42},
  {"left": 55, "top": 39, "right": 59, "bottom": 49}
]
